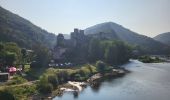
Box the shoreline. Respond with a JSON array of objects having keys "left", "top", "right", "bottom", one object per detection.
[{"left": 30, "top": 67, "right": 129, "bottom": 100}]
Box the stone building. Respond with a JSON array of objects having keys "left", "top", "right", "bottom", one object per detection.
[
  {"left": 56, "top": 33, "right": 65, "bottom": 47},
  {"left": 70, "top": 28, "right": 86, "bottom": 47},
  {"left": 53, "top": 28, "right": 87, "bottom": 63}
]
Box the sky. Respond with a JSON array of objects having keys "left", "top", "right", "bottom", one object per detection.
[{"left": 0, "top": 0, "right": 170, "bottom": 37}]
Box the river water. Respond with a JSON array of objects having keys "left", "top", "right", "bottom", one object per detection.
[{"left": 53, "top": 60, "right": 170, "bottom": 100}]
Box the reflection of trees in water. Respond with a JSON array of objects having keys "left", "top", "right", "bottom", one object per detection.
[
  {"left": 104, "top": 77, "right": 114, "bottom": 82},
  {"left": 90, "top": 77, "right": 116, "bottom": 93},
  {"left": 73, "top": 91, "right": 78, "bottom": 99},
  {"left": 90, "top": 81, "right": 102, "bottom": 93},
  {"left": 57, "top": 94, "right": 63, "bottom": 97}
]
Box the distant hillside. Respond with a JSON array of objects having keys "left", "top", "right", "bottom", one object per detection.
[
  {"left": 85, "top": 22, "right": 170, "bottom": 54},
  {"left": 0, "top": 6, "right": 56, "bottom": 49},
  {"left": 154, "top": 32, "right": 170, "bottom": 46}
]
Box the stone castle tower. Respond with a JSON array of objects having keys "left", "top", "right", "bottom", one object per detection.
[
  {"left": 70, "top": 28, "right": 86, "bottom": 47},
  {"left": 53, "top": 28, "right": 87, "bottom": 63},
  {"left": 56, "top": 33, "right": 65, "bottom": 47}
]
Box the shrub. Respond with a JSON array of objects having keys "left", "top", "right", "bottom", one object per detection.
[
  {"left": 0, "top": 84, "right": 36, "bottom": 100},
  {"left": 38, "top": 75, "right": 53, "bottom": 94},
  {"left": 57, "top": 71, "right": 69, "bottom": 83},
  {"left": 96, "top": 61, "right": 107, "bottom": 73},
  {"left": 0, "top": 90, "right": 15, "bottom": 100},
  {"left": 48, "top": 74, "right": 59, "bottom": 87},
  {"left": 74, "top": 74, "right": 81, "bottom": 80},
  {"left": 7, "top": 75, "right": 27, "bottom": 85},
  {"left": 87, "top": 65, "right": 97, "bottom": 74},
  {"left": 30, "top": 61, "right": 38, "bottom": 69},
  {"left": 38, "top": 83, "right": 53, "bottom": 94}
]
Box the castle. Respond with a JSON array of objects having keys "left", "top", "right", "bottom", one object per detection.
[{"left": 53, "top": 28, "right": 87, "bottom": 63}]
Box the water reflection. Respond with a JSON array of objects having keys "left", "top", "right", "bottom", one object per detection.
[
  {"left": 73, "top": 91, "right": 78, "bottom": 98},
  {"left": 90, "top": 81, "right": 102, "bottom": 93},
  {"left": 54, "top": 60, "right": 170, "bottom": 100}
]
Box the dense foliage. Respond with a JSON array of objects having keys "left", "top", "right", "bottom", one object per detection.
[
  {"left": 0, "top": 6, "right": 56, "bottom": 49},
  {"left": 96, "top": 61, "right": 107, "bottom": 73},
  {"left": 88, "top": 39, "right": 132, "bottom": 65},
  {"left": 138, "top": 55, "right": 163, "bottom": 63},
  {"left": 0, "top": 42, "right": 51, "bottom": 77},
  {"left": 0, "top": 6, "right": 148, "bottom": 100},
  {"left": 6, "top": 75, "right": 27, "bottom": 85},
  {"left": 30, "top": 44, "right": 51, "bottom": 69},
  {"left": 0, "top": 85, "right": 37, "bottom": 100},
  {"left": 0, "top": 90, "right": 15, "bottom": 100},
  {"left": 64, "top": 37, "right": 132, "bottom": 66},
  {"left": 85, "top": 22, "right": 170, "bottom": 55},
  {"left": 37, "top": 65, "right": 97, "bottom": 94},
  {"left": 0, "top": 42, "right": 21, "bottom": 67}
]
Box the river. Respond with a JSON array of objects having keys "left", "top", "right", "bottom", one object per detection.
[{"left": 53, "top": 60, "right": 170, "bottom": 100}]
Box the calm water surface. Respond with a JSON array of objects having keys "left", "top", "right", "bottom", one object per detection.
[{"left": 53, "top": 60, "right": 170, "bottom": 100}]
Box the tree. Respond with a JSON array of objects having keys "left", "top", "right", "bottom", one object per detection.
[
  {"left": 21, "top": 48, "right": 26, "bottom": 57},
  {"left": 37, "top": 75, "right": 53, "bottom": 94},
  {"left": 21, "top": 48, "right": 27, "bottom": 70},
  {"left": 88, "top": 39, "right": 102, "bottom": 62},
  {"left": 104, "top": 43, "right": 118, "bottom": 65},
  {"left": 0, "top": 43, "right": 19, "bottom": 68},
  {"left": 48, "top": 74, "right": 59, "bottom": 87},
  {"left": 0, "top": 90, "right": 15, "bottom": 100},
  {"left": 31, "top": 44, "right": 50, "bottom": 69},
  {"left": 102, "top": 40, "right": 131, "bottom": 65},
  {"left": 0, "top": 43, "right": 5, "bottom": 67},
  {"left": 0, "top": 43, "right": 4, "bottom": 51},
  {"left": 57, "top": 71, "right": 69, "bottom": 83},
  {"left": 96, "top": 61, "right": 107, "bottom": 73},
  {"left": 5, "top": 52, "right": 16, "bottom": 66},
  {"left": 4, "top": 42, "right": 22, "bottom": 64}
]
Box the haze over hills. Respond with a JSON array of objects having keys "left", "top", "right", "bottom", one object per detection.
[
  {"left": 154, "top": 32, "right": 170, "bottom": 46},
  {"left": 0, "top": 6, "right": 56, "bottom": 49},
  {"left": 85, "top": 22, "right": 170, "bottom": 54},
  {"left": 0, "top": 6, "right": 169, "bottom": 55}
]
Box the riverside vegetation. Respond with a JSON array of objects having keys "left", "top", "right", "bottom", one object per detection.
[
  {"left": 0, "top": 38, "right": 131, "bottom": 100},
  {"left": 1, "top": 5, "right": 170, "bottom": 100},
  {"left": 138, "top": 55, "right": 164, "bottom": 63}
]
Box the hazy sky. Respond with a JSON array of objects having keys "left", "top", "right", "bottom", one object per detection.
[{"left": 0, "top": 0, "right": 170, "bottom": 37}]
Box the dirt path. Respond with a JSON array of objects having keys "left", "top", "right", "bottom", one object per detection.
[
  {"left": 12, "top": 80, "right": 38, "bottom": 87},
  {"left": 0, "top": 80, "right": 38, "bottom": 89}
]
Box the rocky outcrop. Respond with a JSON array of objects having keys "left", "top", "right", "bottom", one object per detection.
[{"left": 87, "top": 68, "right": 127, "bottom": 84}]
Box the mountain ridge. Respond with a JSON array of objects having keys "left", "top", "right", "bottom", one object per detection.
[
  {"left": 0, "top": 6, "right": 169, "bottom": 54},
  {"left": 154, "top": 32, "right": 170, "bottom": 46},
  {"left": 85, "top": 22, "right": 170, "bottom": 54},
  {"left": 0, "top": 6, "right": 56, "bottom": 49}
]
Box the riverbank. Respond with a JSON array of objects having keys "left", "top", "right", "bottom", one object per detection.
[
  {"left": 138, "top": 55, "right": 164, "bottom": 63},
  {"left": 87, "top": 68, "right": 129, "bottom": 87},
  {"left": 0, "top": 62, "right": 129, "bottom": 100},
  {"left": 30, "top": 82, "right": 86, "bottom": 99},
  {"left": 56, "top": 68, "right": 128, "bottom": 98},
  {"left": 54, "top": 60, "right": 170, "bottom": 100},
  {"left": 30, "top": 67, "right": 128, "bottom": 100}
]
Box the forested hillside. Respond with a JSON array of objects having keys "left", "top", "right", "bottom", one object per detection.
[
  {"left": 154, "top": 32, "right": 170, "bottom": 46},
  {"left": 85, "top": 22, "right": 170, "bottom": 54},
  {"left": 0, "top": 6, "right": 56, "bottom": 49}
]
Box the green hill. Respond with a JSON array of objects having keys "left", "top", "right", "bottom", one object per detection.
[
  {"left": 85, "top": 22, "right": 170, "bottom": 54},
  {"left": 154, "top": 32, "right": 170, "bottom": 46},
  {"left": 0, "top": 6, "right": 56, "bottom": 49}
]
